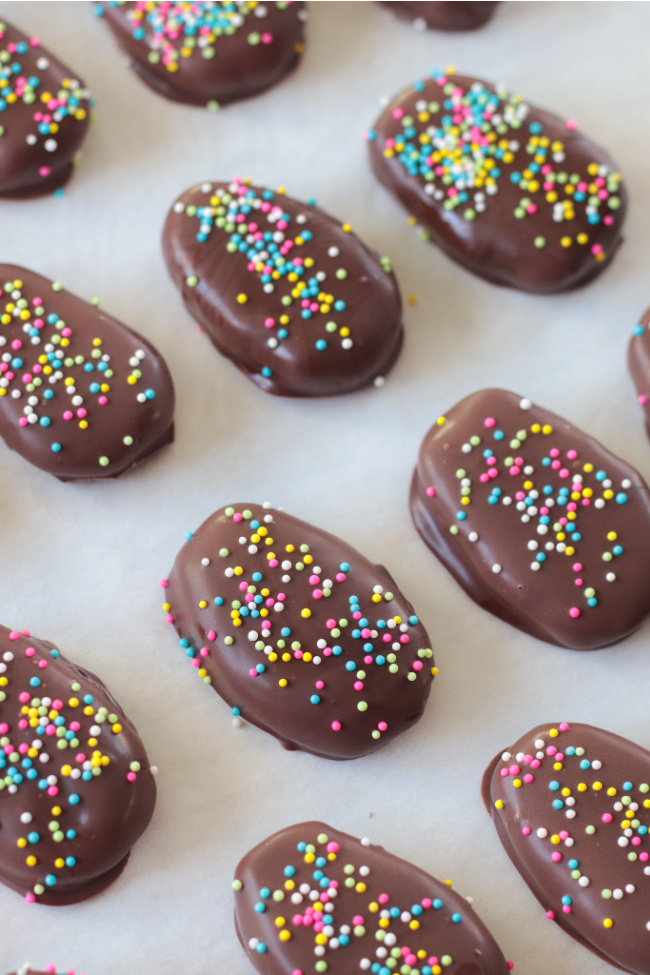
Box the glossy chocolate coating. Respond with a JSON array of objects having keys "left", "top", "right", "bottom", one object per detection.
[
  {"left": 0, "top": 20, "right": 91, "bottom": 198},
  {"left": 163, "top": 503, "right": 435, "bottom": 759},
  {"left": 234, "top": 821, "right": 512, "bottom": 975},
  {"left": 380, "top": 2, "right": 498, "bottom": 31},
  {"left": 629, "top": 309, "right": 650, "bottom": 442},
  {"left": 162, "top": 178, "right": 403, "bottom": 397},
  {"left": 410, "top": 389, "right": 650, "bottom": 650},
  {"left": 97, "top": 1, "right": 306, "bottom": 107},
  {"left": 0, "top": 625, "right": 156, "bottom": 905},
  {"left": 8, "top": 969, "right": 83, "bottom": 975},
  {"left": 0, "top": 265, "right": 175, "bottom": 480},
  {"left": 368, "top": 71, "right": 626, "bottom": 292},
  {"left": 484, "top": 722, "right": 650, "bottom": 975}
]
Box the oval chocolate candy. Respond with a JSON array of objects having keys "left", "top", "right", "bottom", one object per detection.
[
  {"left": 0, "top": 625, "right": 157, "bottom": 905},
  {"left": 368, "top": 69, "right": 626, "bottom": 293},
  {"left": 234, "top": 821, "right": 512, "bottom": 975},
  {"left": 629, "top": 309, "right": 650, "bottom": 442},
  {"left": 96, "top": 1, "right": 306, "bottom": 108},
  {"left": 162, "top": 502, "right": 435, "bottom": 759},
  {"left": 410, "top": 389, "right": 650, "bottom": 650},
  {"left": 0, "top": 265, "right": 175, "bottom": 480},
  {"left": 379, "top": 2, "right": 498, "bottom": 31},
  {"left": 484, "top": 721, "right": 650, "bottom": 975},
  {"left": 8, "top": 969, "right": 83, "bottom": 975},
  {"left": 0, "top": 20, "right": 92, "bottom": 198},
  {"left": 162, "top": 178, "right": 403, "bottom": 396}
]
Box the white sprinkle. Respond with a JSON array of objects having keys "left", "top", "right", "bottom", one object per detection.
[
  {"left": 492, "top": 564, "right": 502, "bottom": 574},
  {"left": 537, "top": 827, "right": 548, "bottom": 838},
  {"left": 578, "top": 876, "right": 590, "bottom": 887},
  {"left": 201, "top": 558, "right": 210, "bottom": 566},
  {"left": 468, "top": 532, "right": 479, "bottom": 542},
  {"left": 519, "top": 398, "right": 532, "bottom": 410}
]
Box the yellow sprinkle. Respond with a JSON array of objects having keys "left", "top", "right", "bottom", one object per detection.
[{"left": 236, "top": 293, "right": 248, "bottom": 304}]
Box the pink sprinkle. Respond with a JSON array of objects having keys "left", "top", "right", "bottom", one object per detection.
[
  {"left": 575, "top": 579, "right": 583, "bottom": 587},
  {"left": 335, "top": 572, "right": 346, "bottom": 582},
  {"left": 378, "top": 893, "right": 390, "bottom": 904},
  {"left": 18, "top": 417, "right": 28, "bottom": 427},
  {"left": 640, "top": 852, "right": 649, "bottom": 862},
  {"left": 77, "top": 408, "right": 87, "bottom": 418},
  {"left": 572, "top": 563, "right": 582, "bottom": 572},
  {"left": 315, "top": 681, "right": 324, "bottom": 690},
  {"left": 551, "top": 852, "right": 562, "bottom": 862},
  {"left": 47, "top": 785, "right": 58, "bottom": 797},
  {"left": 364, "top": 655, "right": 373, "bottom": 665},
  {"left": 207, "top": 630, "right": 216, "bottom": 641},
  {"left": 63, "top": 410, "right": 73, "bottom": 421},
  {"left": 248, "top": 668, "right": 257, "bottom": 677},
  {"left": 268, "top": 559, "right": 278, "bottom": 568},
  {"left": 559, "top": 722, "right": 569, "bottom": 732},
  {"left": 98, "top": 396, "right": 107, "bottom": 405},
  {"left": 523, "top": 774, "right": 534, "bottom": 783},
  {"left": 331, "top": 721, "right": 341, "bottom": 731},
  {"left": 638, "top": 394, "right": 647, "bottom": 405},
  {"left": 412, "top": 660, "right": 423, "bottom": 671},
  {"left": 602, "top": 813, "right": 613, "bottom": 823},
  {"left": 426, "top": 486, "right": 435, "bottom": 497},
  {"left": 566, "top": 449, "right": 577, "bottom": 460},
  {"left": 500, "top": 768, "right": 509, "bottom": 778},
  {"left": 326, "top": 619, "right": 336, "bottom": 629},
  {"left": 392, "top": 107, "right": 404, "bottom": 119},
  {"left": 9, "top": 631, "right": 19, "bottom": 640},
  {"left": 566, "top": 119, "right": 577, "bottom": 131},
  {"left": 25, "top": 893, "right": 36, "bottom": 904},
  {"left": 507, "top": 963, "right": 514, "bottom": 971},
  {"left": 522, "top": 826, "right": 531, "bottom": 835},
  {"left": 39, "top": 166, "right": 51, "bottom": 178},
  {"left": 354, "top": 681, "right": 364, "bottom": 691},
  {"left": 127, "top": 771, "right": 137, "bottom": 782},
  {"left": 378, "top": 721, "right": 388, "bottom": 731},
  {"left": 562, "top": 905, "right": 572, "bottom": 914},
  {"left": 569, "top": 607, "right": 581, "bottom": 618},
  {"left": 484, "top": 417, "right": 495, "bottom": 428},
  {"left": 233, "top": 512, "right": 243, "bottom": 522},
  {"left": 313, "top": 589, "right": 323, "bottom": 600}
]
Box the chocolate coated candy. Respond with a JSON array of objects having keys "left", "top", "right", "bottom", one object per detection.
[
  {"left": 0, "top": 21, "right": 91, "bottom": 198},
  {"left": 368, "top": 70, "right": 626, "bottom": 292},
  {"left": 234, "top": 821, "right": 512, "bottom": 975},
  {"left": 380, "top": 2, "right": 498, "bottom": 31},
  {"left": 163, "top": 178, "right": 403, "bottom": 396},
  {"left": 410, "top": 389, "right": 650, "bottom": 650},
  {"left": 0, "top": 625, "right": 157, "bottom": 905},
  {"left": 97, "top": 1, "right": 306, "bottom": 107},
  {"left": 9, "top": 969, "right": 82, "bottom": 975},
  {"left": 629, "top": 309, "right": 650, "bottom": 441},
  {"left": 0, "top": 265, "right": 175, "bottom": 480},
  {"left": 163, "top": 503, "right": 435, "bottom": 759},
  {"left": 484, "top": 722, "right": 650, "bottom": 975}
]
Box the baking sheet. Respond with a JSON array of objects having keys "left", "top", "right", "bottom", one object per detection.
[{"left": 1, "top": 1, "right": 650, "bottom": 972}]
